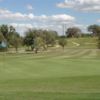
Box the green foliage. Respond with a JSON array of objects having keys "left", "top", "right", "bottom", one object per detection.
[
  {"left": 42, "top": 30, "right": 58, "bottom": 47},
  {"left": 0, "top": 32, "right": 7, "bottom": 51},
  {"left": 0, "top": 24, "right": 9, "bottom": 39},
  {"left": 23, "top": 30, "right": 35, "bottom": 51},
  {"left": 34, "top": 37, "right": 45, "bottom": 53},
  {"left": 59, "top": 38, "right": 67, "bottom": 49},
  {"left": 88, "top": 25, "right": 100, "bottom": 49},
  {"left": 9, "top": 32, "right": 22, "bottom": 52},
  {"left": 0, "top": 32, "right": 5, "bottom": 41},
  {"left": 0, "top": 24, "right": 22, "bottom": 51},
  {"left": 23, "top": 29, "right": 58, "bottom": 52},
  {"left": 66, "top": 27, "right": 81, "bottom": 38},
  {"left": 88, "top": 24, "right": 100, "bottom": 36}
]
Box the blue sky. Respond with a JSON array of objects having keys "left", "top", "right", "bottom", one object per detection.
[{"left": 0, "top": 0, "right": 100, "bottom": 35}]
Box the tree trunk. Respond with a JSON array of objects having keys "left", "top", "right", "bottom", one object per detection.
[
  {"left": 35, "top": 48, "right": 38, "bottom": 54},
  {"left": 15, "top": 47, "right": 18, "bottom": 53}
]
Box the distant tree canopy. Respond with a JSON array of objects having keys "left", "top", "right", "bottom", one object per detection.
[
  {"left": 66, "top": 27, "right": 81, "bottom": 38},
  {"left": 23, "top": 29, "right": 58, "bottom": 52},
  {"left": 23, "top": 29, "right": 35, "bottom": 51},
  {"left": 1, "top": 26, "right": 59, "bottom": 52},
  {"left": 41, "top": 30, "right": 58, "bottom": 47},
  {"left": 0, "top": 24, "right": 16, "bottom": 42},
  {"left": 88, "top": 24, "right": 100, "bottom": 36},
  {"left": 1, "top": 23, "right": 100, "bottom": 52},
  {"left": 87, "top": 25, "right": 100, "bottom": 49}
]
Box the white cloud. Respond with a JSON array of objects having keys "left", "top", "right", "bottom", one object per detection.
[
  {"left": 10, "top": 23, "right": 33, "bottom": 29},
  {"left": 57, "top": 0, "right": 100, "bottom": 12},
  {"left": 32, "top": 14, "right": 75, "bottom": 35},
  {"left": 51, "top": 14, "right": 75, "bottom": 22},
  {"left": 0, "top": 9, "right": 34, "bottom": 21},
  {"left": 35, "top": 14, "right": 75, "bottom": 23},
  {"left": 0, "top": 8, "right": 76, "bottom": 35},
  {"left": 0, "top": 9, "right": 75, "bottom": 23},
  {"left": 10, "top": 23, "right": 34, "bottom": 36},
  {"left": 10, "top": 22, "right": 87, "bottom": 36},
  {"left": 27, "top": 4, "right": 33, "bottom": 10},
  {"left": 97, "top": 19, "right": 100, "bottom": 22}
]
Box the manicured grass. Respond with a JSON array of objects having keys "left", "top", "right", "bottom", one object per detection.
[{"left": 0, "top": 46, "right": 100, "bottom": 100}]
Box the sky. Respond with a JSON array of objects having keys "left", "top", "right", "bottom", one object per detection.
[{"left": 0, "top": 0, "right": 100, "bottom": 35}]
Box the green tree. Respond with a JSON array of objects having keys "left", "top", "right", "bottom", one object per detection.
[
  {"left": 66, "top": 27, "right": 81, "bottom": 38},
  {"left": 23, "top": 29, "right": 35, "bottom": 51},
  {"left": 0, "top": 25, "right": 9, "bottom": 39},
  {"left": 88, "top": 24, "right": 100, "bottom": 36},
  {"left": 97, "top": 27, "right": 100, "bottom": 49},
  {"left": 34, "top": 37, "right": 45, "bottom": 53},
  {"left": 88, "top": 25, "right": 100, "bottom": 49},
  {"left": 0, "top": 33, "right": 7, "bottom": 51},
  {"left": 0, "top": 25, "right": 17, "bottom": 46},
  {"left": 24, "top": 29, "right": 58, "bottom": 51},
  {"left": 9, "top": 26, "right": 16, "bottom": 33},
  {"left": 42, "top": 30, "right": 58, "bottom": 47},
  {"left": 9, "top": 32, "right": 21, "bottom": 52},
  {"left": 59, "top": 38, "right": 67, "bottom": 49},
  {"left": 0, "top": 32, "right": 5, "bottom": 42}
]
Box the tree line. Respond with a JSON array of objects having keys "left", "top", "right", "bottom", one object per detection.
[
  {"left": 0, "top": 24, "right": 100, "bottom": 53},
  {"left": 23, "top": 29, "right": 58, "bottom": 53},
  {"left": 0, "top": 25, "right": 58, "bottom": 53}
]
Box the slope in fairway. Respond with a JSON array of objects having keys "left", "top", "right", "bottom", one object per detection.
[{"left": 0, "top": 49, "right": 100, "bottom": 100}]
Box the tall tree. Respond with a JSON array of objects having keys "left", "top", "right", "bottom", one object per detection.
[
  {"left": 42, "top": 30, "right": 58, "bottom": 47},
  {"left": 0, "top": 25, "right": 16, "bottom": 43},
  {"left": 9, "top": 32, "right": 21, "bottom": 52},
  {"left": 58, "top": 38, "right": 67, "bottom": 50},
  {"left": 34, "top": 37, "right": 44, "bottom": 53},
  {"left": 23, "top": 29, "right": 35, "bottom": 51},
  {"left": 0, "top": 25, "right": 9, "bottom": 39}
]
